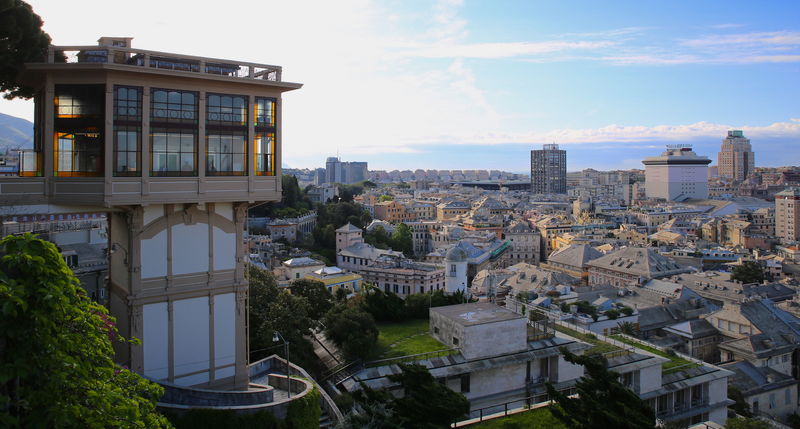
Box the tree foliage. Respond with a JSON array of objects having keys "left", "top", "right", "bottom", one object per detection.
[
  {"left": 0, "top": 0, "right": 51, "bottom": 99},
  {"left": 0, "top": 234, "right": 169, "bottom": 428},
  {"left": 359, "top": 287, "right": 467, "bottom": 322},
  {"left": 289, "top": 279, "right": 333, "bottom": 323},
  {"left": 728, "top": 385, "right": 752, "bottom": 418},
  {"left": 387, "top": 363, "right": 470, "bottom": 429},
  {"left": 725, "top": 417, "right": 771, "bottom": 429},
  {"left": 731, "top": 261, "right": 765, "bottom": 285},
  {"left": 391, "top": 223, "right": 413, "bottom": 257},
  {"left": 546, "top": 348, "right": 655, "bottom": 429},
  {"left": 247, "top": 265, "right": 319, "bottom": 374},
  {"left": 340, "top": 364, "right": 468, "bottom": 429},
  {"left": 250, "top": 175, "right": 312, "bottom": 219},
  {"left": 323, "top": 303, "right": 379, "bottom": 361}
]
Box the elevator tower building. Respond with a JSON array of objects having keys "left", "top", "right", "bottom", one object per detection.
[{"left": 4, "top": 37, "right": 302, "bottom": 390}]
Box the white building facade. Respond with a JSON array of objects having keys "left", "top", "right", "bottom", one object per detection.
[{"left": 643, "top": 146, "right": 711, "bottom": 201}]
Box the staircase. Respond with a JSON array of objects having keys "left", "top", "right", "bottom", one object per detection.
[{"left": 319, "top": 410, "right": 333, "bottom": 428}]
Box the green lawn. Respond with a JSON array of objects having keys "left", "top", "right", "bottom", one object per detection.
[
  {"left": 554, "top": 324, "right": 620, "bottom": 355},
  {"left": 372, "top": 319, "right": 449, "bottom": 361},
  {"left": 468, "top": 407, "right": 567, "bottom": 428},
  {"left": 609, "top": 335, "right": 699, "bottom": 375}
]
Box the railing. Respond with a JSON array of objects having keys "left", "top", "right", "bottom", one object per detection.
[
  {"left": 48, "top": 45, "right": 283, "bottom": 82},
  {"left": 656, "top": 398, "right": 709, "bottom": 418},
  {"left": 527, "top": 319, "right": 556, "bottom": 341},
  {"left": 451, "top": 385, "right": 578, "bottom": 427},
  {"left": 320, "top": 359, "right": 364, "bottom": 385},
  {"left": 364, "top": 347, "right": 459, "bottom": 368}
]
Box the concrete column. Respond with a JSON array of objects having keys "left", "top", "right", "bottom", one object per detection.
[
  {"left": 208, "top": 290, "right": 216, "bottom": 381},
  {"left": 234, "top": 202, "right": 249, "bottom": 389}
]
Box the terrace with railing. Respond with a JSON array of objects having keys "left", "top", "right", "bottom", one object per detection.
[{"left": 44, "top": 44, "right": 283, "bottom": 82}]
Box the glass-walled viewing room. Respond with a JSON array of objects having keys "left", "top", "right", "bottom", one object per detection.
[{"left": 40, "top": 85, "right": 279, "bottom": 178}]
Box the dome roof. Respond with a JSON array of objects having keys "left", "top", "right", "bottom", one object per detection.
[{"left": 445, "top": 246, "right": 468, "bottom": 262}]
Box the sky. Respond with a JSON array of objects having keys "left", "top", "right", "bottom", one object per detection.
[{"left": 2, "top": 0, "right": 799, "bottom": 172}]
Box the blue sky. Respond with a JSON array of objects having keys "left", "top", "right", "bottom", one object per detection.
[{"left": 1, "top": 0, "right": 798, "bottom": 171}]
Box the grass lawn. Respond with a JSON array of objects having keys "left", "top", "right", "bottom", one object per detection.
[
  {"left": 609, "top": 335, "right": 699, "bottom": 375},
  {"left": 372, "top": 319, "right": 449, "bottom": 361},
  {"left": 468, "top": 407, "right": 567, "bottom": 428},
  {"left": 554, "top": 324, "right": 620, "bottom": 355}
]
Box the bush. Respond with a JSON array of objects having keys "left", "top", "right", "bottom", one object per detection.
[
  {"left": 620, "top": 306, "right": 634, "bottom": 316},
  {"left": 605, "top": 309, "right": 620, "bottom": 320},
  {"left": 285, "top": 388, "right": 322, "bottom": 429},
  {"left": 334, "top": 392, "right": 355, "bottom": 412},
  {"left": 166, "top": 409, "right": 280, "bottom": 429}
]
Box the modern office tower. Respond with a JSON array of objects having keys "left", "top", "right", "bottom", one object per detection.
[
  {"left": 324, "top": 156, "right": 367, "bottom": 184},
  {"left": 325, "top": 156, "right": 342, "bottom": 183},
  {"left": 718, "top": 130, "right": 755, "bottom": 181},
  {"left": 530, "top": 143, "right": 566, "bottom": 194},
  {"left": 313, "top": 167, "right": 326, "bottom": 185},
  {"left": 642, "top": 145, "right": 711, "bottom": 201},
  {"left": 2, "top": 37, "right": 301, "bottom": 390},
  {"left": 344, "top": 161, "right": 368, "bottom": 183},
  {"left": 776, "top": 187, "right": 800, "bottom": 243}
]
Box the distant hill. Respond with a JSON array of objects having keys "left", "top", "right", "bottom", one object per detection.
[{"left": 0, "top": 113, "right": 33, "bottom": 150}]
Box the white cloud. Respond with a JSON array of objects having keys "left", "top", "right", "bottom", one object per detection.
[
  {"left": 682, "top": 31, "right": 800, "bottom": 47},
  {"left": 399, "top": 119, "right": 800, "bottom": 147}
]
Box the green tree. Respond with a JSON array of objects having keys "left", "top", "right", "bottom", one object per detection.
[
  {"left": 339, "top": 385, "right": 403, "bottom": 429},
  {"left": 247, "top": 265, "right": 319, "bottom": 374},
  {"left": 728, "top": 386, "right": 752, "bottom": 418},
  {"left": 289, "top": 278, "right": 333, "bottom": 323},
  {"left": 731, "top": 261, "right": 765, "bottom": 284},
  {"left": 323, "top": 303, "right": 379, "bottom": 361},
  {"left": 546, "top": 348, "right": 655, "bottom": 429},
  {"left": 0, "top": 234, "right": 169, "bottom": 428},
  {"left": 725, "top": 417, "right": 771, "bottom": 429},
  {"left": 364, "top": 225, "right": 391, "bottom": 249},
  {"left": 391, "top": 223, "right": 414, "bottom": 256},
  {"left": 379, "top": 194, "right": 393, "bottom": 202},
  {"left": 387, "top": 363, "right": 470, "bottom": 429},
  {"left": 0, "top": 1, "right": 51, "bottom": 99},
  {"left": 788, "top": 413, "right": 800, "bottom": 429},
  {"left": 618, "top": 321, "right": 639, "bottom": 336}
]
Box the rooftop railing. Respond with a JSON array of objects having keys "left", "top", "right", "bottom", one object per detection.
[{"left": 47, "top": 45, "right": 283, "bottom": 82}]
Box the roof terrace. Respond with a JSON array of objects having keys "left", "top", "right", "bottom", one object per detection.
[{"left": 36, "top": 37, "right": 288, "bottom": 84}]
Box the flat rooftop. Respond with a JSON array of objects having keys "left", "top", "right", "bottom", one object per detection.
[{"left": 431, "top": 302, "right": 523, "bottom": 326}]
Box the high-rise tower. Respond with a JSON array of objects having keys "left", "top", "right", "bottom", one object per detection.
[
  {"left": 530, "top": 144, "right": 566, "bottom": 194},
  {"left": 776, "top": 187, "right": 800, "bottom": 243},
  {"left": 718, "top": 130, "right": 755, "bottom": 181}
]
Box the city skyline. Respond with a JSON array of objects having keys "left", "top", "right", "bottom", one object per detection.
[{"left": 0, "top": 0, "right": 798, "bottom": 171}]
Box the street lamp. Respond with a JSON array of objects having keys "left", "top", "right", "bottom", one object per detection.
[{"left": 273, "top": 331, "right": 291, "bottom": 398}]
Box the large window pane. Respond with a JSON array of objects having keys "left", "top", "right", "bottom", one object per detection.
[
  {"left": 206, "top": 131, "right": 246, "bottom": 176},
  {"left": 207, "top": 93, "right": 247, "bottom": 126},
  {"left": 54, "top": 85, "right": 105, "bottom": 177},
  {"left": 254, "top": 98, "right": 275, "bottom": 128},
  {"left": 150, "top": 128, "right": 196, "bottom": 176},
  {"left": 113, "top": 126, "right": 140, "bottom": 176},
  {"left": 151, "top": 88, "right": 198, "bottom": 125},
  {"left": 254, "top": 132, "right": 275, "bottom": 176},
  {"left": 54, "top": 131, "right": 103, "bottom": 176}
]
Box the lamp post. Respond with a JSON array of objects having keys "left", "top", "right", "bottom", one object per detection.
[{"left": 273, "top": 331, "right": 291, "bottom": 398}]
